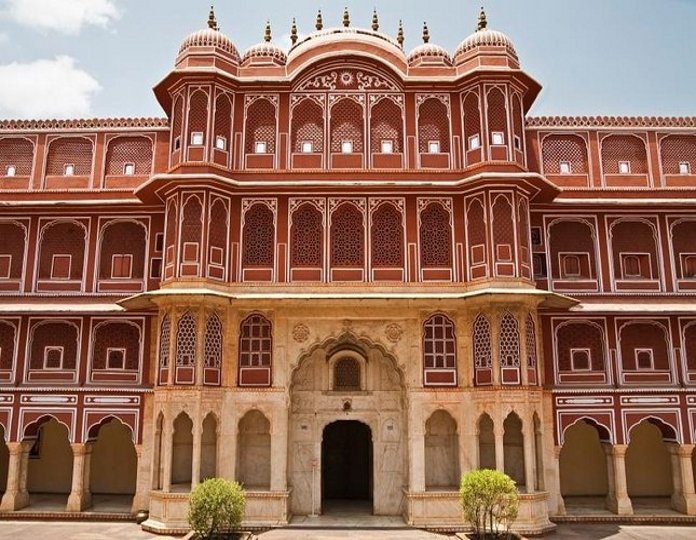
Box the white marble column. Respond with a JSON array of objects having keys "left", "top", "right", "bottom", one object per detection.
[
  {"left": 131, "top": 444, "right": 149, "bottom": 512},
  {"left": 270, "top": 403, "right": 289, "bottom": 492},
  {"left": 0, "top": 442, "right": 31, "bottom": 511},
  {"left": 494, "top": 422, "right": 505, "bottom": 472},
  {"left": 66, "top": 443, "right": 93, "bottom": 512},
  {"left": 551, "top": 446, "right": 565, "bottom": 515},
  {"left": 604, "top": 444, "right": 633, "bottom": 515},
  {"left": 191, "top": 418, "right": 202, "bottom": 489},
  {"left": 408, "top": 404, "right": 426, "bottom": 492},
  {"left": 668, "top": 443, "right": 696, "bottom": 514},
  {"left": 523, "top": 419, "right": 536, "bottom": 493},
  {"left": 162, "top": 417, "right": 173, "bottom": 492}
]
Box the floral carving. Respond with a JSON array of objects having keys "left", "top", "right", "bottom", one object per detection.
[
  {"left": 385, "top": 323, "right": 403, "bottom": 343},
  {"left": 292, "top": 323, "right": 310, "bottom": 343}
]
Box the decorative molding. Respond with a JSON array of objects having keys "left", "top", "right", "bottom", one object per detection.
[
  {"left": 384, "top": 323, "right": 403, "bottom": 343},
  {"left": 292, "top": 323, "right": 310, "bottom": 343},
  {"left": 0, "top": 117, "right": 168, "bottom": 131},
  {"left": 527, "top": 116, "right": 696, "bottom": 129}
]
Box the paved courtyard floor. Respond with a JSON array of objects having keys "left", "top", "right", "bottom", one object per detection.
[{"left": 0, "top": 521, "right": 695, "bottom": 540}]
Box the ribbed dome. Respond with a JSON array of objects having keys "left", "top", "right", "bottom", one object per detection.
[
  {"left": 242, "top": 42, "right": 287, "bottom": 64},
  {"left": 407, "top": 43, "right": 452, "bottom": 66},
  {"left": 177, "top": 28, "right": 241, "bottom": 62},
  {"left": 454, "top": 28, "right": 518, "bottom": 62}
]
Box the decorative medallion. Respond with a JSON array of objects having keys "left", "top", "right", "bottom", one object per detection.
[
  {"left": 292, "top": 323, "right": 310, "bottom": 343},
  {"left": 385, "top": 323, "right": 403, "bottom": 343}
]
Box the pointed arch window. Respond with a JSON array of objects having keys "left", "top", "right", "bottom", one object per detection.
[
  {"left": 239, "top": 313, "right": 272, "bottom": 387},
  {"left": 423, "top": 313, "right": 457, "bottom": 386}
]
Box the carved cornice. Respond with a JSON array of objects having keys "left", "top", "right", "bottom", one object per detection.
[
  {"left": 527, "top": 116, "right": 696, "bottom": 129},
  {"left": 0, "top": 117, "right": 169, "bottom": 131}
]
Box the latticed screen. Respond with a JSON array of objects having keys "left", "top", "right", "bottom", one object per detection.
[
  {"left": 671, "top": 221, "right": 696, "bottom": 279},
  {"left": 214, "top": 93, "right": 233, "bottom": 143},
  {"left": 611, "top": 220, "right": 657, "bottom": 278},
  {"left": 467, "top": 197, "right": 486, "bottom": 262},
  {"left": 245, "top": 99, "right": 277, "bottom": 154},
  {"left": 164, "top": 199, "right": 177, "bottom": 264},
  {"left": 486, "top": 88, "right": 508, "bottom": 137},
  {"left": 239, "top": 314, "right": 272, "bottom": 367},
  {"left": 38, "top": 221, "right": 86, "bottom": 279},
  {"left": 208, "top": 198, "right": 228, "bottom": 267},
  {"left": 499, "top": 312, "right": 520, "bottom": 367},
  {"left": 334, "top": 357, "right": 360, "bottom": 390},
  {"left": 418, "top": 98, "right": 450, "bottom": 153},
  {"left": 330, "top": 203, "right": 364, "bottom": 267},
  {"left": 30, "top": 321, "right": 78, "bottom": 370},
  {"left": 556, "top": 322, "right": 604, "bottom": 371},
  {"left": 176, "top": 312, "right": 197, "bottom": 367},
  {"left": 105, "top": 137, "right": 152, "bottom": 175},
  {"left": 291, "top": 203, "right": 323, "bottom": 267},
  {"left": 330, "top": 98, "right": 364, "bottom": 153},
  {"left": 370, "top": 98, "right": 403, "bottom": 153},
  {"left": 423, "top": 314, "right": 457, "bottom": 369},
  {"left": 188, "top": 90, "right": 209, "bottom": 141},
  {"left": 159, "top": 314, "right": 170, "bottom": 369},
  {"left": 46, "top": 137, "right": 93, "bottom": 176},
  {"left": 511, "top": 95, "right": 524, "bottom": 145},
  {"left": 525, "top": 314, "right": 537, "bottom": 368},
  {"left": 601, "top": 135, "right": 648, "bottom": 174},
  {"left": 371, "top": 203, "right": 404, "bottom": 267},
  {"left": 492, "top": 195, "right": 514, "bottom": 254},
  {"left": 473, "top": 314, "right": 492, "bottom": 368},
  {"left": 92, "top": 322, "right": 140, "bottom": 370},
  {"left": 181, "top": 195, "right": 203, "bottom": 246},
  {"left": 661, "top": 135, "right": 696, "bottom": 174},
  {"left": 0, "top": 138, "right": 34, "bottom": 176},
  {"left": 549, "top": 220, "right": 596, "bottom": 279},
  {"left": 171, "top": 95, "right": 184, "bottom": 147},
  {"left": 684, "top": 324, "right": 696, "bottom": 371},
  {"left": 517, "top": 198, "right": 530, "bottom": 260},
  {"left": 419, "top": 202, "right": 452, "bottom": 267},
  {"left": 620, "top": 323, "right": 669, "bottom": 370},
  {"left": 0, "top": 321, "right": 16, "bottom": 370},
  {"left": 0, "top": 222, "right": 25, "bottom": 279},
  {"left": 291, "top": 99, "right": 324, "bottom": 153},
  {"left": 243, "top": 203, "right": 275, "bottom": 266},
  {"left": 463, "top": 92, "right": 481, "bottom": 142},
  {"left": 204, "top": 313, "right": 222, "bottom": 369},
  {"left": 542, "top": 135, "right": 589, "bottom": 174},
  {"left": 99, "top": 221, "right": 146, "bottom": 279}
]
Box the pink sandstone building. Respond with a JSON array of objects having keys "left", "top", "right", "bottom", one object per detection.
[{"left": 0, "top": 6, "right": 695, "bottom": 534}]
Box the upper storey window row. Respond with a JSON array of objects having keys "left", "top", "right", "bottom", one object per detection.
[
  {"left": 539, "top": 132, "right": 696, "bottom": 188},
  {"left": 0, "top": 134, "right": 156, "bottom": 190}
]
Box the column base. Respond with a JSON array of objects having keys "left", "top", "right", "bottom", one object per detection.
[
  {"left": 555, "top": 494, "right": 566, "bottom": 515},
  {"left": 606, "top": 494, "right": 633, "bottom": 515},
  {"left": 66, "top": 490, "right": 92, "bottom": 512},
  {"left": 131, "top": 491, "right": 150, "bottom": 514},
  {"left": 672, "top": 492, "right": 696, "bottom": 515},
  {"left": 0, "top": 490, "right": 29, "bottom": 511}
]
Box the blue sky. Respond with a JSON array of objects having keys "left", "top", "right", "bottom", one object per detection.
[{"left": 0, "top": 0, "right": 694, "bottom": 119}]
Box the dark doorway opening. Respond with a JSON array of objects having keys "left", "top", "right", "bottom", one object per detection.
[{"left": 321, "top": 420, "right": 372, "bottom": 506}]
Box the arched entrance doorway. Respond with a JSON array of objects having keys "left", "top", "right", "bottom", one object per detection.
[{"left": 321, "top": 420, "right": 372, "bottom": 512}]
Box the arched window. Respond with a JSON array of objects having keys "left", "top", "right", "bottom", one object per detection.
[
  {"left": 171, "top": 94, "right": 184, "bottom": 153},
  {"left": 203, "top": 313, "right": 222, "bottom": 385},
  {"left": 370, "top": 203, "right": 404, "bottom": 269},
  {"left": 29, "top": 321, "right": 79, "bottom": 377},
  {"left": 90, "top": 321, "right": 141, "bottom": 384},
  {"left": 370, "top": 97, "right": 403, "bottom": 166},
  {"left": 467, "top": 196, "right": 488, "bottom": 279},
  {"left": 486, "top": 88, "right": 508, "bottom": 150},
  {"left": 330, "top": 202, "right": 364, "bottom": 269},
  {"left": 37, "top": 220, "right": 86, "bottom": 286},
  {"left": 46, "top": 137, "right": 93, "bottom": 176},
  {"left": 164, "top": 198, "right": 178, "bottom": 278},
  {"left": 333, "top": 357, "right": 361, "bottom": 391},
  {"left": 291, "top": 98, "right": 324, "bottom": 154},
  {"left": 556, "top": 321, "right": 607, "bottom": 383},
  {"left": 187, "top": 90, "right": 209, "bottom": 147},
  {"left": 423, "top": 313, "right": 457, "bottom": 386},
  {"left": 492, "top": 194, "right": 515, "bottom": 275},
  {"left": 0, "top": 221, "right": 26, "bottom": 286},
  {"left": 290, "top": 203, "right": 323, "bottom": 269},
  {"left": 98, "top": 221, "right": 147, "bottom": 283},
  {"left": 419, "top": 202, "right": 452, "bottom": 269},
  {"left": 473, "top": 314, "right": 492, "bottom": 386},
  {"left": 610, "top": 219, "right": 659, "bottom": 284},
  {"left": 242, "top": 203, "right": 275, "bottom": 271},
  {"left": 239, "top": 313, "right": 272, "bottom": 387},
  {"left": 499, "top": 311, "right": 521, "bottom": 384},
  {"left": 541, "top": 134, "right": 589, "bottom": 175},
  {"left": 601, "top": 134, "right": 648, "bottom": 175},
  {"left": 207, "top": 197, "right": 229, "bottom": 280},
  {"left": 0, "top": 320, "right": 17, "bottom": 372},
  {"left": 418, "top": 97, "right": 450, "bottom": 154},
  {"left": 105, "top": 136, "right": 152, "bottom": 176},
  {"left": 0, "top": 137, "right": 34, "bottom": 177},
  {"left": 463, "top": 92, "right": 481, "bottom": 156},
  {"left": 175, "top": 311, "right": 196, "bottom": 385},
  {"left": 661, "top": 135, "right": 696, "bottom": 175},
  {"left": 526, "top": 314, "right": 538, "bottom": 385},
  {"left": 179, "top": 195, "right": 203, "bottom": 276},
  {"left": 158, "top": 314, "right": 170, "bottom": 385},
  {"left": 330, "top": 98, "right": 364, "bottom": 154},
  {"left": 213, "top": 93, "right": 233, "bottom": 158},
  {"left": 245, "top": 98, "right": 277, "bottom": 155}
]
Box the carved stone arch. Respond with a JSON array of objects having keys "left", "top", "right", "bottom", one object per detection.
[
  {"left": 560, "top": 416, "right": 613, "bottom": 445},
  {"left": 85, "top": 414, "right": 136, "bottom": 443},
  {"left": 626, "top": 415, "right": 680, "bottom": 444},
  {"left": 22, "top": 414, "right": 73, "bottom": 442}
]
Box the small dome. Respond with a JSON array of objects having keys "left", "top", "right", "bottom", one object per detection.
[
  {"left": 407, "top": 43, "right": 452, "bottom": 66},
  {"left": 176, "top": 8, "right": 241, "bottom": 64},
  {"left": 242, "top": 42, "right": 287, "bottom": 65},
  {"left": 454, "top": 28, "right": 517, "bottom": 60}
]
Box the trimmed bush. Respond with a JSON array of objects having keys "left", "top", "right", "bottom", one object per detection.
[
  {"left": 188, "top": 478, "right": 246, "bottom": 539},
  {"left": 460, "top": 469, "right": 519, "bottom": 539}
]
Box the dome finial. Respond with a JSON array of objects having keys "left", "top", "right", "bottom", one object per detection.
[
  {"left": 290, "top": 18, "right": 298, "bottom": 45},
  {"left": 397, "top": 20, "right": 404, "bottom": 49},
  {"left": 343, "top": 6, "right": 350, "bottom": 27},
  {"left": 477, "top": 6, "right": 488, "bottom": 31},
  {"left": 372, "top": 8, "right": 379, "bottom": 31},
  {"left": 207, "top": 5, "right": 218, "bottom": 30},
  {"left": 264, "top": 20, "right": 272, "bottom": 42},
  {"left": 315, "top": 9, "right": 323, "bottom": 31},
  {"left": 422, "top": 22, "right": 430, "bottom": 43}
]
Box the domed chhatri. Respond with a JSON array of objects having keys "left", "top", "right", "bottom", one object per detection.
[
  {"left": 407, "top": 22, "right": 452, "bottom": 67},
  {"left": 176, "top": 5, "right": 241, "bottom": 64},
  {"left": 453, "top": 7, "right": 519, "bottom": 69},
  {"left": 242, "top": 20, "right": 287, "bottom": 66}
]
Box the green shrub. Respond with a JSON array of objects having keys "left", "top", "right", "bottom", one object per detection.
[
  {"left": 460, "top": 469, "right": 519, "bottom": 539},
  {"left": 188, "top": 478, "right": 246, "bottom": 539}
]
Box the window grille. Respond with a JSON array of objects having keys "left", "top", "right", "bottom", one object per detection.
[
  {"left": 525, "top": 314, "right": 537, "bottom": 369},
  {"left": 291, "top": 203, "right": 323, "bottom": 267},
  {"left": 542, "top": 135, "right": 589, "bottom": 174},
  {"left": 419, "top": 202, "right": 452, "bottom": 268},
  {"left": 330, "top": 203, "right": 364, "bottom": 267},
  {"left": 371, "top": 203, "right": 404, "bottom": 268},
  {"left": 46, "top": 137, "right": 92, "bottom": 176},
  {"left": 463, "top": 92, "right": 481, "bottom": 148},
  {"left": 239, "top": 314, "right": 272, "bottom": 368},
  {"left": 423, "top": 314, "right": 457, "bottom": 369},
  {"left": 660, "top": 135, "right": 696, "bottom": 175},
  {"left": 291, "top": 99, "right": 324, "bottom": 153},
  {"left": 499, "top": 312, "right": 520, "bottom": 367},
  {"left": 176, "top": 312, "right": 196, "bottom": 367},
  {"left": 370, "top": 98, "right": 403, "bottom": 154},
  {"left": 105, "top": 137, "right": 152, "bottom": 176},
  {"left": 330, "top": 98, "right": 364, "bottom": 153},
  {"left": 214, "top": 93, "right": 233, "bottom": 148},
  {"left": 188, "top": 90, "right": 209, "bottom": 144},
  {"left": 242, "top": 203, "right": 275, "bottom": 266},
  {"left": 204, "top": 313, "right": 222, "bottom": 369},
  {"left": 0, "top": 138, "right": 33, "bottom": 176},
  {"left": 245, "top": 99, "right": 277, "bottom": 154},
  {"left": 159, "top": 314, "right": 170, "bottom": 370},
  {"left": 601, "top": 135, "right": 647, "bottom": 175},
  {"left": 418, "top": 98, "right": 450, "bottom": 153},
  {"left": 334, "top": 357, "right": 361, "bottom": 390},
  {"left": 473, "top": 314, "right": 492, "bottom": 369},
  {"left": 486, "top": 88, "right": 508, "bottom": 142}
]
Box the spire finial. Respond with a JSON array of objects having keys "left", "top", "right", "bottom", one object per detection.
[
  {"left": 315, "top": 9, "right": 323, "bottom": 31},
  {"left": 372, "top": 8, "right": 379, "bottom": 31},
  {"left": 477, "top": 6, "right": 488, "bottom": 31},
  {"left": 290, "top": 18, "right": 298, "bottom": 45},
  {"left": 343, "top": 6, "right": 350, "bottom": 27},
  {"left": 264, "top": 20, "right": 272, "bottom": 42},
  {"left": 422, "top": 22, "right": 430, "bottom": 43},
  {"left": 396, "top": 20, "right": 404, "bottom": 49},
  {"left": 207, "top": 5, "right": 218, "bottom": 30}
]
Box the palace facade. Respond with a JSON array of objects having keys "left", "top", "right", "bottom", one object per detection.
[{"left": 0, "top": 6, "right": 695, "bottom": 534}]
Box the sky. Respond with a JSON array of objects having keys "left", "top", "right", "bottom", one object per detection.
[{"left": 0, "top": 0, "right": 694, "bottom": 120}]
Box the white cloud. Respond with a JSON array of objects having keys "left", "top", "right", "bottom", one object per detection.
[
  {"left": 0, "top": 32, "right": 8, "bottom": 45},
  {"left": 0, "top": 55, "right": 101, "bottom": 118},
  {"left": 4, "top": 0, "right": 120, "bottom": 34}
]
